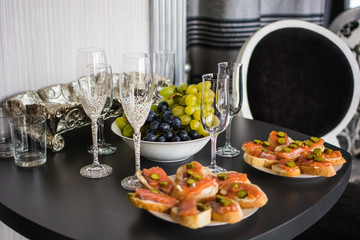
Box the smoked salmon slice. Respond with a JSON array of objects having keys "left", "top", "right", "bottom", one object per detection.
[
  {"left": 142, "top": 167, "right": 174, "bottom": 194},
  {"left": 135, "top": 188, "right": 179, "bottom": 205}
]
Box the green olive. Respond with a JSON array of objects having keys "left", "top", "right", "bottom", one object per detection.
[
  {"left": 285, "top": 161, "right": 295, "bottom": 168},
  {"left": 260, "top": 148, "right": 269, "bottom": 153},
  {"left": 217, "top": 173, "right": 228, "bottom": 180},
  {"left": 186, "top": 162, "right": 196, "bottom": 169},
  {"left": 314, "top": 156, "right": 324, "bottom": 162},
  {"left": 216, "top": 194, "right": 226, "bottom": 202},
  {"left": 220, "top": 198, "right": 232, "bottom": 206},
  {"left": 192, "top": 174, "right": 202, "bottom": 181},
  {"left": 278, "top": 138, "right": 286, "bottom": 145},
  {"left": 150, "top": 173, "right": 160, "bottom": 180},
  {"left": 237, "top": 190, "right": 248, "bottom": 198},
  {"left": 294, "top": 140, "right": 303, "bottom": 147},
  {"left": 231, "top": 183, "right": 239, "bottom": 189},
  {"left": 282, "top": 147, "right": 292, "bottom": 152},
  {"left": 197, "top": 203, "right": 209, "bottom": 211},
  {"left": 313, "top": 148, "right": 322, "bottom": 157},
  {"left": 159, "top": 181, "right": 168, "bottom": 187},
  {"left": 262, "top": 141, "right": 270, "bottom": 147},
  {"left": 253, "top": 139, "right": 262, "bottom": 145},
  {"left": 277, "top": 131, "right": 286, "bottom": 138},
  {"left": 127, "top": 192, "right": 136, "bottom": 198},
  {"left": 304, "top": 140, "right": 313, "bottom": 147},
  {"left": 307, "top": 154, "right": 315, "bottom": 160},
  {"left": 288, "top": 143, "right": 298, "bottom": 149},
  {"left": 187, "top": 170, "right": 195, "bottom": 177},
  {"left": 151, "top": 189, "right": 160, "bottom": 194},
  {"left": 186, "top": 178, "right": 196, "bottom": 187},
  {"left": 310, "top": 136, "right": 319, "bottom": 143},
  {"left": 324, "top": 148, "right": 333, "bottom": 154}
]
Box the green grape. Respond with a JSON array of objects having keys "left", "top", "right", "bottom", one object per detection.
[
  {"left": 160, "top": 86, "right": 175, "bottom": 98},
  {"left": 185, "top": 105, "right": 195, "bottom": 115},
  {"left": 193, "top": 109, "right": 201, "bottom": 120},
  {"left": 195, "top": 92, "right": 202, "bottom": 104},
  {"left": 204, "top": 103, "right": 214, "bottom": 114},
  {"left": 179, "top": 95, "right": 187, "bottom": 106},
  {"left": 172, "top": 105, "right": 185, "bottom": 117},
  {"left": 194, "top": 103, "right": 200, "bottom": 111},
  {"left": 196, "top": 82, "right": 204, "bottom": 92},
  {"left": 115, "top": 116, "right": 128, "bottom": 130},
  {"left": 185, "top": 94, "right": 196, "bottom": 106},
  {"left": 161, "top": 97, "right": 174, "bottom": 107},
  {"left": 186, "top": 84, "right": 198, "bottom": 95},
  {"left": 179, "top": 114, "right": 192, "bottom": 125},
  {"left": 178, "top": 83, "right": 188, "bottom": 94},
  {"left": 197, "top": 124, "right": 209, "bottom": 137},
  {"left": 202, "top": 90, "right": 210, "bottom": 103},
  {"left": 190, "top": 119, "right": 200, "bottom": 130},
  {"left": 203, "top": 112, "right": 214, "bottom": 128},
  {"left": 122, "top": 124, "right": 134, "bottom": 137},
  {"left": 151, "top": 104, "right": 158, "bottom": 112},
  {"left": 207, "top": 89, "right": 215, "bottom": 103},
  {"left": 204, "top": 81, "right": 211, "bottom": 90}
]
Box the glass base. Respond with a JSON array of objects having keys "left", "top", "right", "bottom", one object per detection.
[
  {"left": 87, "top": 143, "right": 117, "bottom": 156},
  {"left": 216, "top": 145, "right": 241, "bottom": 158},
  {"left": 80, "top": 164, "right": 112, "bottom": 179},
  {"left": 0, "top": 143, "right": 13, "bottom": 158},
  {"left": 207, "top": 164, "right": 227, "bottom": 174},
  {"left": 121, "top": 175, "right": 143, "bottom": 191}
]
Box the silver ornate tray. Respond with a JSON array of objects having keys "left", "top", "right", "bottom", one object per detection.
[{"left": 2, "top": 82, "right": 123, "bottom": 152}]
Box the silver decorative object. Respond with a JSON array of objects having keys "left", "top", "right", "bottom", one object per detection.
[{"left": 2, "top": 82, "right": 123, "bottom": 152}]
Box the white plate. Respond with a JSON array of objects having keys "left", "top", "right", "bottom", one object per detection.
[
  {"left": 148, "top": 207, "right": 258, "bottom": 227},
  {"left": 247, "top": 162, "right": 343, "bottom": 178},
  {"left": 146, "top": 175, "right": 258, "bottom": 226}
]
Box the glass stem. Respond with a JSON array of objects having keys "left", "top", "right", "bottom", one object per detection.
[
  {"left": 210, "top": 133, "right": 218, "bottom": 169},
  {"left": 97, "top": 115, "right": 105, "bottom": 145},
  {"left": 224, "top": 116, "right": 233, "bottom": 147},
  {"left": 91, "top": 118, "right": 100, "bottom": 166},
  {"left": 133, "top": 129, "right": 141, "bottom": 173}
]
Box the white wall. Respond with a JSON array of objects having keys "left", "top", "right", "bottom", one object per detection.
[
  {"left": 0, "top": 0, "right": 150, "bottom": 103},
  {"left": 0, "top": 0, "right": 150, "bottom": 239}
]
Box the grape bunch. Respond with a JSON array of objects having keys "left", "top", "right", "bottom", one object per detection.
[{"left": 116, "top": 82, "right": 216, "bottom": 142}]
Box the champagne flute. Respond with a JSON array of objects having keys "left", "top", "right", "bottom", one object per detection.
[
  {"left": 87, "top": 73, "right": 117, "bottom": 155},
  {"left": 216, "top": 62, "right": 243, "bottom": 157},
  {"left": 153, "top": 51, "right": 175, "bottom": 99},
  {"left": 119, "top": 53, "right": 154, "bottom": 190},
  {"left": 200, "top": 73, "right": 231, "bottom": 173},
  {"left": 76, "top": 47, "right": 117, "bottom": 156},
  {"left": 76, "top": 63, "right": 113, "bottom": 178}
]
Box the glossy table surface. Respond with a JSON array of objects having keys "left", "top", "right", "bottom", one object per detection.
[{"left": 0, "top": 116, "right": 352, "bottom": 240}]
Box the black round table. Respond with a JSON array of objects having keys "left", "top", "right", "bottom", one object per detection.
[{"left": 0, "top": 116, "right": 352, "bottom": 240}]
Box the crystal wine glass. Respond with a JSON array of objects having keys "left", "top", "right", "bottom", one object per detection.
[
  {"left": 76, "top": 47, "right": 117, "bottom": 156},
  {"left": 119, "top": 53, "right": 154, "bottom": 190},
  {"left": 76, "top": 63, "right": 113, "bottom": 178},
  {"left": 216, "top": 62, "right": 242, "bottom": 157},
  {"left": 200, "top": 73, "right": 231, "bottom": 173}
]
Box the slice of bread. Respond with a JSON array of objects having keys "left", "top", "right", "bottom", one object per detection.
[
  {"left": 211, "top": 199, "right": 243, "bottom": 224},
  {"left": 271, "top": 163, "right": 301, "bottom": 177},
  {"left": 170, "top": 200, "right": 212, "bottom": 229},
  {"left": 298, "top": 165, "right": 336, "bottom": 177},
  {"left": 127, "top": 193, "right": 178, "bottom": 213},
  {"left": 243, "top": 152, "right": 279, "bottom": 168}
]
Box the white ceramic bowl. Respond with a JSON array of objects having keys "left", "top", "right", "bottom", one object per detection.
[{"left": 111, "top": 121, "right": 210, "bottom": 162}]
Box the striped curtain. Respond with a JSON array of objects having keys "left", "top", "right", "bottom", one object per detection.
[{"left": 186, "top": 0, "right": 326, "bottom": 83}]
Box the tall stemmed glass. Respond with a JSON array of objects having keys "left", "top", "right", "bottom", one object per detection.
[
  {"left": 119, "top": 53, "right": 154, "bottom": 190},
  {"left": 200, "top": 73, "right": 231, "bottom": 173},
  {"left": 76, "top": 47, "right": 117, "bottom": 156},
  {"left": 76, "top": 63, "right": 113, "bottom": 178},
  {"left": 216, "top": 62, "right": 242, "bottom": 157}
]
